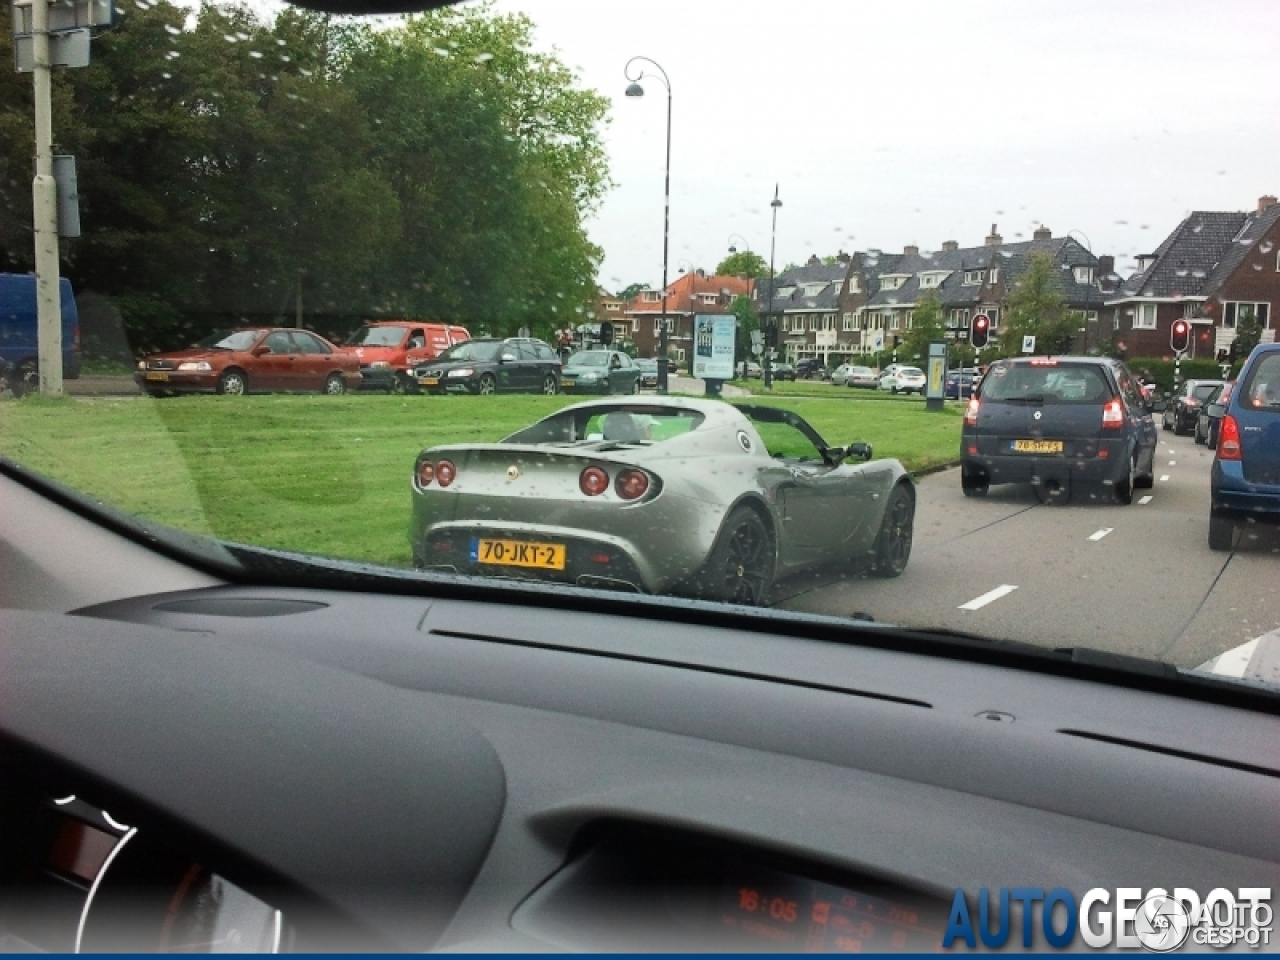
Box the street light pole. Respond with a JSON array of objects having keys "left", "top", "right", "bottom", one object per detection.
[
  {"left": 30, "top": 0, "right": 63, "bottom": 397},
  {"left": 625, "top": 57, "right": 672, "bottom": 395},
  {"left": 764, "top": 185, "right": 782, "bottom": 391},
  {"left": 727, "top": 234, "right": 754, "bottom": 378}
]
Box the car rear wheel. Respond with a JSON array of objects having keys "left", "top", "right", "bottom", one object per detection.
[
  {"left": 217, "top": 369, "right": 247, "bottom": 396},
  {"left": 541, "top": 374, "right": 558, "bottom": 395},
  {"left": 1114, "top": 455, "right": 1136, "bottom": 505},
  {"left": 1209, "top": 511, "right": 1236, "bottom": 551},
  {"left": 870, "top": 484, "right": 914, "bottom": 577},
  {"left": 323, "top": 373, "right": 347, "bottom": 395},
  {"left": 961, "top": 469, "right": 989, "bottom": 497},
  {"left": 1161, "top": 411, "right": 1172, "bottom": 431},
  {"left": 630, "top": 377, "right": 640, "bottom": 394},
  {"left": 477, "top": 373, "right": 497, "bottom": 395},
  {"left": 1033, "top": 477, "right": 1071, "bottom": 505},
  {"left": 695, "top": 506, "right": 775, "bottom": 606}
]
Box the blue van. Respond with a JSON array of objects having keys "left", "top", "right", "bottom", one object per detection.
[
  {"left": 1209, "top": 341, "right": 1280, "bottom": 550},
  {"left": 0, "top": 273, "right": 82, "bottom": 396}
]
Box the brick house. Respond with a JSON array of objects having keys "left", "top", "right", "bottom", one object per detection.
[
  {"left": 845, "top": 225, "right": 1111, "bottom": 358},
  {"left": 624, "top": 271, "right": 754, "bottom": 364},
  {"left": 1104, "top": 195, "right": 1280, "bottom": 361},
  {"left": 754, "top": 256, "right": 850, "bottom": 364}
]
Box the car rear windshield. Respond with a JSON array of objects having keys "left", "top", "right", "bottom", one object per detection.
[
  {"left": 899, "top": 367, "right": 923, "bottom": 377},
  {"left": 1192, "top": 383, "right": 1220, "bottom": 402},
  {"left": 436, "top": 341, "right": 500, "bottom": 363},
  {"left": 980, "top": 362, "right": 1114, "bottom": 404},
  {"left": 346, "top": 326, "right": 404, "bottom": 347},
  {"left": 1240, "top": 353, "right": 1280, "bottom": 411}
]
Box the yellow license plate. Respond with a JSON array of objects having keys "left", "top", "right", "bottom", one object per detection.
[
  {"left": 1013, "top": 439, "right": 1064, "bottom": 453},
  {"left": 473, "top": 538, "right": 566, "bottom": 571},
  {"left": 418, "top": 377, "right": 439, "bottom": 386},
  {"left": 561, "top": 379, "right": 575, "bottom": 388},
  {"left": 144, "top": 371, "right": 169, "bottom": 381}
]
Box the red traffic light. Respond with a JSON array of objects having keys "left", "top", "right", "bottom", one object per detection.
[
  {"left": 1170, "top": 319, "right": 1190, "bottom": 354},
  {"left": 971, "top": 314, "right": 990, "bottom": 348}
]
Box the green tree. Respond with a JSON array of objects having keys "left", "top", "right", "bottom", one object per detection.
[
  {"left": 1002, "top": 251, "right": 1071, "bottom": 355},
  {"left": 728, "top": 294, "right": 759, "bottom": 372},
  {"left": 904, "top": 290, "right": 945, "bottom": 360},
  {"left": 616, "top": 282, "right": 647, "bottom": 302},
  {"left": 715, "top": 250, "right": 768, "bottom": 279},
  {"left": 1233, "top": 307, "right": 1263, "bottom": 360}
]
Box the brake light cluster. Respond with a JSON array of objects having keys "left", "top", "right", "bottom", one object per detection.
[
  {"left": 1101, "top": 397, "right": 1124, "bottom": 429},
  {"left": 1218, "top": 415, "right": 1242, "bottom": 460},
  {"left": 416, "top": 458, "right": 457, "bottom": 487},
  {"left": 964, "top": 397, "right": 980, "bottom": 426},
  {"left": 580, "top": 465, "right": 650, "bottom": 500}
]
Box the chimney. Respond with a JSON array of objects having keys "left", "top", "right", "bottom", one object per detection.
[
  {"left": 836, "top": 250, "right": 851, "bottom": 264},
  {"left": 1033, "top": 225, "right": 1052, "bottom": 241},
  {"left": 985, "top": 224, "right": 1002, "bottom": 246},
  {"left": 942, "top": 240, "right": 958, "bottom": 252},
  {"left": 903, "top": 244, "right": 919, "bottom": 256},
  {"left": 1260, "top": 195, "right": 1278, "bottom": 212},
  {"left": 1098, "top": 255, "right": 1115, "bottom": 276}
]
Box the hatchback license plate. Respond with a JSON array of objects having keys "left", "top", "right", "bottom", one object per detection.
[
  {"left": 418, "top": 377, "right": 439, "bottom": 386},
  {"left": 472, "top": 538, "right": 566, "bottom": 571},
  {"left": 1013, "top": 439, "right": 1063, "bottom": 453},
  {"left": 561, "top": 379, "right": 575, "bottom": 388},
  {"left": 145, "top": 371, "right": 169, "bottom": 381}
]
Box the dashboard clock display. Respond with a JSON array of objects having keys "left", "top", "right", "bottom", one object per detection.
[{"left": 718, "top": 862, "right": 943, "bottom": 953}]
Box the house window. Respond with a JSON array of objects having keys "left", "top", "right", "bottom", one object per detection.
[
  {"left": 889, "top": 315, "right": 900, "bottom": 331},
  {"left": 1086, "top": 311, "right": 1098, "bottom": 324},
  {"left": 808, "top": 316, "right": 819, "bottom": 332},
  {"left": 948, "top": 308, "right": 970, "bottom": 328},
  {"left": 989, "top": 268, "right": 1000, "bottom": 284},
  {"left": 842, "top": 312, "right": 854, "bottom": 331},
  {"left": 1134, "top": 303, "right": 1157, "bottom": 329},
  {"left": 985, "top": 308, "right": 1000, "bottom": 328},
  {"left": 700, "top": 293, "right": 717, "bottom": 304},
  {"left": 1074, "top": 266, "right": 1094, "bottom": 284},
  {"left": 823, "top": 316, "right": 834, "bottom": 331},
  {"left": 963, "top": 271, "right": 984, "bottom": 285},
  {"left": 848, "top": 277, "right": 860, "bottom": 293},
  {"left": 642, "top": 291, "right": 661, "bottom": 303},
  {"left": 1224, "top": 301, "right": 1272, "bottom": 329},
  {"left": 905, "top": 310, "right": 915, "bottom": 328}
]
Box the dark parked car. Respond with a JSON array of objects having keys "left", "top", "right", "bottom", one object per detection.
[
  {"left": 771, "top": 362, "right": 796, "bottom": 381},
  {"left": 1162, "top": 379, "right": 1226, "bottom": 435},
  {"left": 0, "top": 273, "right": 82, "bottom": 396},
  {"left": 795, "top": 358, "right": 825, "bottom": 379},
  {"left": 136, "top": 327, "right": 362, "bottom": 396},
  {"left": 1209, "top": 344, "right": 1280, "bottom": 550},
  {"left": 961, "top": 356, "right": 1157, "bottom": 504},
  {"left": 560, "top": 349, "right": 640, "bottom": 395},
  {"left": 414, "top": 337, "right": 561, "bottom": 395},
  {"left": 1195, "top": 381, "right": 1234, "bottom": 447},
  {"left": 944, "top": 368, "right": 977, "bottom": 400}
]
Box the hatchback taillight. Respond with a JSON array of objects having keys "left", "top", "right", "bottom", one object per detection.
[
  {"left": 964, "top": 397, "right": 980, "bottom": 426},
  {"left": 416, "top": 460, "right": 435, "bottom": 486},
  {"left": 615, "top": 468, "right": 649, "bottom": 500},
  {"left": 1101, "top": 397, "right": 1124, "bottom": 429},
  {"left": 436, "top": 459, "right": 456, "bottom": 487},
  {"left": 1218, "top": 415, "right": 1243, "bottom": 460}
]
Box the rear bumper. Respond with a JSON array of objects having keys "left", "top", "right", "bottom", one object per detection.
[
  {"left": 1211, "top": 460, "right": 1280, "bottom": 521},
  {"left": 962, "top": 444, "right": 1132, "bottom": 487}
]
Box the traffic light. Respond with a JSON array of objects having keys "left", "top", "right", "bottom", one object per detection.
[
  {"left": 765, "top": 322, "right": 779, "bottom": 348},
  {"left": 1170, "top": 319, "right": 1190, "bottom": 354},
  {"left": 599, "top": 321, "right": 614, "bottom": 346},
  {"left": 970, "top": 314, "right": 990, "bottom": 349}
]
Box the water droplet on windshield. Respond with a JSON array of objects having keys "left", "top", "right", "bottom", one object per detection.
[
  {"left": 248, "top": 50, "right": 263, "bottom": 59},
  {"left": 474, "top": 52, "right": 494, "bottom": 64},
  {"left": 164, "top": 24, "right": 180, "bottom": 34}
]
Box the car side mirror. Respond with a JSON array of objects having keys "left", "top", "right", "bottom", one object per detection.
[
  {"left": 1151, "top": 399, "right": 1167, "bottom": 413},
  {"left": 847, "top": 442, "right": 873, "bottom": 461},
  {"left": 499, "top": 353, "right": 516, "bottom": 363},
  {"left": 1207, "top": 402, "right": 1225, "bottom": 417},
  {"left": 253, "top": 345, "right": 271, "bottom": 356}
]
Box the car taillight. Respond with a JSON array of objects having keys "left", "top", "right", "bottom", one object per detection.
[
  {"left": 1218, "top": 415, "right": 1243, "bottom": 460},
  {"left": 416, "top": 460, "right": 435, "bottom": 486},
  {"left": 615, "top": 468, "right": 649, "bottom": 500},
  {"left": 580, "top": 466, "right": 609, "bottom": 496},
  {"left": 964, "top": 397, "right": 980, "bottom": 426},
  {"left": 436, "top": 460, "right": 456, "bottom": 487},
  {"left": 72, "top": 324, "right": 81, "bottom": 349},
  {"left": 1101, "top": 397, "right": 1124, "bottom": 429}
]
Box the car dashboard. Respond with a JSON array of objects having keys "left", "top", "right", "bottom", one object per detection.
[{"left": 1, "top": 470, "right": 1279, "bottom": 952}]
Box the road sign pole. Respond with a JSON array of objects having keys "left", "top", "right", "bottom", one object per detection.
[{"left": 30, "top": 0, "right": 64, "bottom": 397}]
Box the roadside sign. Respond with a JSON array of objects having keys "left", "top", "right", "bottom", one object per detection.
[
  {"left": 15, "top": 28, "right": 89, "bottom": 71},
  {"left": 1021, "top": 335, "right": 1036, "bottom": 354},
  {"left": 1220, "top": 363, "right": 1232, "bottom": 378},
  {"left": 11, "top": 0, "right": 114, "bottom": 33},
  {"left": 692, "top": 314, "right": 735, "bottom": 380}
]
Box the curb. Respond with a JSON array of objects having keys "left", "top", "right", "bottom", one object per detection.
[{"left": 910, "top": 459, "right": 961, "bottom": 480}]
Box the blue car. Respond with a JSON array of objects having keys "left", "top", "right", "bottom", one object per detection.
[
  {"left": 0, "top": 273, "right": 82, "bottom": 396},
  {"left": 1209, "top": 342, "right": 1280, "bottom": 550}
]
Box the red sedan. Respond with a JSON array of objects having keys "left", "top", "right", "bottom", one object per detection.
[{"left": 135, "top": 328, "right": 362, "bottom": 396}]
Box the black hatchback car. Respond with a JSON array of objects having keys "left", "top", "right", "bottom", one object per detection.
[
  {"left": 1162, "top": 378, "right": 1226, "bottom": 435},
  {"left": 414, "top": 337, "right": 561, "bottom": 395},
  {"left": 961, "top": 356, "right": 1158, "bottom": 504}
]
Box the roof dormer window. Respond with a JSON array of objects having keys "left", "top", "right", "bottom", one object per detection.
[
  {"left": 963, "top": 270, "right": 984, "bottom": 285},
  {"left": 1073, "top": 266, "right": 1094, "bottom": 285}
]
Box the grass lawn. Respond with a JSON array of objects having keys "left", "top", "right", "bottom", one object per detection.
[{"left": 0, "top": 392, "right": 960, "bottom": 568}]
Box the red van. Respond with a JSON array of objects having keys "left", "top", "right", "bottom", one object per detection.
[{"left": 344, "top": 321, "right": 470, "bottom": 392}]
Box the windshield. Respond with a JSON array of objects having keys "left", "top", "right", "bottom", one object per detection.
[
  {"left": 346, "top": 326, "right": 406, "bottom": 347},
  {"left": 436, "top": 341, "right": 500, "bottom": 363},
  {"left": 2, "top": 0, "right": 1278, "bottom": 709},
  {"left": 568, "top": 351, "right": 610, "bottom": 367},
  {"left": 193, "top": 330, "right": 263, "bottom": 352}
]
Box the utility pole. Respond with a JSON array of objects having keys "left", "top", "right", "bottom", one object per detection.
[{"left": 31, "top": 0, "right": 63, "bottom": 397}]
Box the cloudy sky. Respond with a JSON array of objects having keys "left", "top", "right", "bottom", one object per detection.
[{"left": 491, "top": 0, "right": 1280, "bottom": 293}]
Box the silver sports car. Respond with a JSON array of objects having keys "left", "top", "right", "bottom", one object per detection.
[{"left": 409, "top": 397, "right": 914, "bottom": 604}]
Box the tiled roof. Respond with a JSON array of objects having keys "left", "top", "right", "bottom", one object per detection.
[
  {"left": 756, "top": 262, "right": 846, "bottom": 314},
  {"left": 1202, "top": 203, "right": 1280, "bottom": 292},
  {"left": 1113, "top": 212, "right": 1247, "bottom": 300},
  {"left": 623, "top": 272, "right": 754, "bottom": 314}
]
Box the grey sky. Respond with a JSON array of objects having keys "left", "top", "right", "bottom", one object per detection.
[{"left": 492, "top": 0, "right": 1280, "bottom": 293}]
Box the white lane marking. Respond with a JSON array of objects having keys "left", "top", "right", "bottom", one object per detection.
[
  {"left": 1209, "top": 637, "right": 1262, "bottom": 678},
  {"left": 1088, "top": 528, "right": 1114, "bottom": 541},
  {"left": 1160, "top": 475, "right": 1170, "bottom": 482},
  {"left": 959, "top": 584, "right": 1018, "bottom": 611},
  {"left": 1138, "top": 495, "right": 1153, "bottom": 505},
  {"left": 1169, "top": 460, "right": 1177, "bottom": 465}
]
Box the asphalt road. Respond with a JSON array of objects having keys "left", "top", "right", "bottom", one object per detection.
[{"left": 776, "top": 428, "right": 1280, "bottom": 673}]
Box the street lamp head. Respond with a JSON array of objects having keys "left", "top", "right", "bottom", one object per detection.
[
  {"left": 771, "top": 198, "right": 783, "bottom": 209},
  {"left": 624, "top": 82, "right": 645, "bottom": 98},
  {"left": 728, "top": 245, "right": 737, "bottom": 254}
]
